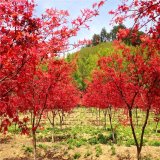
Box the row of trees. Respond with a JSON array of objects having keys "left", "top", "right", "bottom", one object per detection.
[
  {"left": 83, "top": 45, "right": 160, "bottom": 159},
  {"left": 84, "top": 0, "right": 160, "bottom": 159},
  {"left": 91, "top": 24, "right": 144, "bottom": 46}
]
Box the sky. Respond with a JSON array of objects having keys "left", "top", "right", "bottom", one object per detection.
[
  {"left": 34, "top": 0, "right": 132, "bottom": 53},
  {"left": 35, "top": 0, "right": 123, "bottom": 38}
]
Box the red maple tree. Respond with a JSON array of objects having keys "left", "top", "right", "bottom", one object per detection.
[
  {"left": 0, "top": 0, "right": 105, "bottom": 125},
  {"left": 107, "top": 1, "right": 160, "bottom": 159},
  {"left": 96, "top": 45, "right": 160, "bottom": 159}
]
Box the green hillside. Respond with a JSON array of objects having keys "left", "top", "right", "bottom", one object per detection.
[{"left": 66, "top": 42, "right": 114, "bottom": 90}]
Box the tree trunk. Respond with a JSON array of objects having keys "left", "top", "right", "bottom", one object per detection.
[
  {"left": 156, "top": 121, "right": 159, "bottom": 133},
  {"left": 104, "top": 109, "right": 107, "bottom": 130},
  {"left": 62, "top": 111, "right": 65, "bottom": 125},
  {"left": 135, "top": 107, "right": 139, "bottom": 126},
  {"left": 31, "top": 111, "right": 33, "bottom": 125},
  {"left": 47, "top": 110, "right": 56, "bottom": 142},
  {"left": 96, "top": 108, "right": 98, "bottom": 123},
  {"left": 59, "top": 111, "right": 63, "bottom": 129},
  {"left": 139, "top": 108, "right": 150, "bottom": 158},
  {"left": 155, "top": 121, "right": 159, "bottom": 133},
  {"left": 128, "top": 109, "right": 140, "bottom": 160},
  {"left": 128, "top": 108, "right": 150, "bottom": 160},
  {"left": 98, "top": 108, "right": 101, "bottom": 126},
  {"left": 108, "top": 106, "right": 116, "bottom": 143},
  {"left": 32, "top": 131, "right": 37, "bottom": 160},
  {"left": 137, "top": 148, "right": 141, "bottom": 160},
  {"left": 51, "top": 111, "right": 55, "bottom": 142}
]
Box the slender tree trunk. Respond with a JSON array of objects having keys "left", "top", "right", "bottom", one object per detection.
[
  {"left": 31, "top": 112, "right": 37, "bottom": 160},
  {"left": 128, "top": 108, "right": 150, "bottom": 160},
  {"left": 108, "top": 106, "right": 116, "bottom": 143},
  {"left": 47, "top": 110, "right": 56, "bottom": 142},
  {"left": 62, "top": 111, "right": 65, "bottom": 125},
  {"left": 137, "top": 148, "right": 141, "bottom": 160},
  {"left": 98, "top": 108, "right": 101, "bottom": 126},
  {"left": 135, "top": 107, "right": 139, "bottom": 126},
  {"left": 139, "top": 109, "right": 150, "bottom": 157},
  {"left": 59, "top": 111, "right": 63, "bottom": 129},
  {"left": 32, "top": 131, "right": 37, "bottom": 160},
  {"left": 31, "top": 111, "right": 33, "bottom": 125},
  {"left": 104, "top": 109, "right": 107, "bottom": 130},
  {"left": 96, "top": 108, "right": 98, "bottom": 124},
  {"left": 51, "top": 111, "right": 55, "bottom": 142},
  {"left": 128, "top": 109, "right": 140, "bottom": 160},
  {"left": 155, "top": 121, "right": 159, "bottom": 133}
]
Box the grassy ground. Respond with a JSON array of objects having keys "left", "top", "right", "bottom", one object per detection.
[{"left": 0, "top": 107, "right": 160, "bottom": 160}]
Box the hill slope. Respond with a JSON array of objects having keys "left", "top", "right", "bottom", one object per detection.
[{"left": 66, "top": 42, "right": 114, "bottom": 90}]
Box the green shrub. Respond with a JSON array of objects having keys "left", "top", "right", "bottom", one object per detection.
[
  {"left": 73, "top": 152, "right": 81, "bottom": 159},
  {"left": 97, "top": 133, "right": 108, "bottom": 144},
  {"left": 149, "top": 141, "right": 160, "bottom": 146},
  {"left": 23, "top": 146, "right": 33, "bottom": 153},
  {"left": 8, "top": 125, "right": 20, "bottom": 134},
  {"left": 125, "top": 139, "right": 135, "bottom": 147},
  {"left": 111, "top": 145, "right": 116, "bottom": 155},
  {"left": 88, "top": 137, "right": 98, "bottom": 145},
  {"left": 95, "top": 145, "right": 102, "bottom": 157},
  {"left": 68, "top": 144, "right": 74, "bottom": 150},
  {"left": 67, "top": 138, "right": 86, "bottom": 147}
]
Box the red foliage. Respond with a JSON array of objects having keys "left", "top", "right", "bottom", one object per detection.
[
  {"left": 0, "top": 0, "right": 105, "bottom": 132},
  {"left": 83, "top": 69, "right": 121, "bottom": 109},
  {"left": 109, "top": 0, "right": 160, "bottom": 49},
  {"left": 47, "top": 60, "right": 80, "bottom": 112}
]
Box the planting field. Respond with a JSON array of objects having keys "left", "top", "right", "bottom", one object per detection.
[{"left": 0, "top": 108, "right": 159, "bottom": 160}]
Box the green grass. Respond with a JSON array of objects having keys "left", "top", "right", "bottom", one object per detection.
[
  {"left": 148, "top": 141, "right": 160, "bottom": 146},
  {"left": 8, "top": 125, "right": 20, "bottom": 134},
  {"left": 38, "top": 144, "right": 48, "bottom": 150},
  {"left": 6, "top": 107, "right": 160, "bottom": 160},
  {"left": 67, "top": 137, "right": 87, "bottom": 147}
]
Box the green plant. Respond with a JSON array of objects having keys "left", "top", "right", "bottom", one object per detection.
[
  {"left": 8, "top": 125, "right": 20, "bottom": 134},
  {"left": 111, "top": 145, "right": 116, "bottom": 155},
  {"left": 95, "top": 145, "right": 102, "bottom": 157},
  {"left": 38, "top": 144, "right": 47, "bottom": 150},
  {"left": 73, "top": 152, "right": 81, "bottom": 159},
  {"left": 88, "top": 137, "right": 98, "bottom": 145},
  {"left": 125, "top": 139, "right": 135, "bottom": 147},
  {"left": 84, "top": 150, "right": 92, "bottom": 158},
  {"left": 149, "top": 141, "right": 160, "bottom": 146},
  {"left": 67, "top": 138, "right": 86, "bottom": 147},
  {"left": 97, "top": 133, "right": 108, "bottom": 144},
  {"left": 68, "top": 144, "right": 74, "bottom": 150},
  {"left": 52, "top": 144, "right": 61, "bottom": 150},
  {"left": 23, "top": 146, "right": 33, "bottom": 153}
]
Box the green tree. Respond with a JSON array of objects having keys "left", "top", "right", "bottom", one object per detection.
[
  {"left": 100, "top": 27, "right": 107, "bottom": 42},
  {"left": 68, "top": 43, "right": 114, "bottom": 90},
  {"left": 110, "top": 24, "right": 126, "bottom": 41},
  {"left": 92, "top": 34, "right": 101, "bottom": 46}
]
